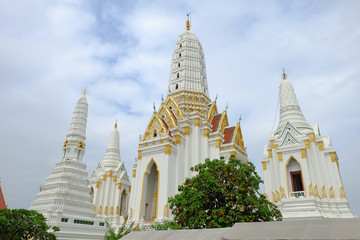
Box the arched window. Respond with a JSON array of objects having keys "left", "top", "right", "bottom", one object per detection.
[
  {"left": 287, "top": 157, "right": 305, "bottom": 198},
  {"left": 179, "top": 52, "right": 181, "bottom": 57},
  {"left": 178, "top": 62, "right": 180, "bottom": 67},
  {"left": 176, "top": 73, "right": 179, "bottom": 79},
  {"left": 179, "top": 43, "right": 182, "bottom": 48},
  {"left": 175, "top": 84, "right": 178, "bottom": 90},
  {"left": 153, "top": 130, "right": 157, "bottom": 137}
]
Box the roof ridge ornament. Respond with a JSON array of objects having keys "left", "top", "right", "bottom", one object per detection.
[
  {"left": 282, "top": 68, "right": 287, "bottom": 81},
  {"left": 185, "top": 13, "right": 192, "bottom": 31},
  {"left": 153, "top": 102, "right": 156, "bottom": 114},
  {"left": 114, "top": 120, "right": 117, "bottom": 129}
]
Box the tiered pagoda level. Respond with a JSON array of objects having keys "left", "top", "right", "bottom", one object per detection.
[
  {"left": 262, "top": 71, "right": 354, "bottom": 219},
  {"left": 128, "top": 16, "right": 248, "bottom": 224},
  {"left": 31, "top": 94, "right": 106, "bottom": 240},
  {"left": 89, "top": 122, "right": 131, "bottom": 226}
]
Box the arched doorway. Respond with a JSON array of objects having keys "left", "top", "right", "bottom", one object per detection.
[
  {"left": 140, "top": 160, "right": 159, "bottom": 222},
  {"left": 286, "top": 157, "right": 304, "bottom": 198},
  {"left": 120, "top": 190, "right": 127, "bottom": 216}
]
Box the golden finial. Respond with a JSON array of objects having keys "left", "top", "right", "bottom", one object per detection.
[
  {"left": 82, "top": 87, "right": 88, "bottom": 96},
  {"left": 185, "top": 13, "right": 192, "bottom": 31},
  {"left": 114, "top": 120, "right": 117, "bottom": 129},
  {"left": 282, "top": 68, "right": 287, "bottom": 80}
]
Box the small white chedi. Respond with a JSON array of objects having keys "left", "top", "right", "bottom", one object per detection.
[
  {"left": 30, "top": 92, "right": 106, "bottom": 240},
  {"left": 89, "top": 122, "right": 131, "bottom": 226},
  {"left": 262, "top": 70, "right": 354, "bottom": 219},
  {"left": 128, "top": 16, "right": 248, "bottom": 225}
]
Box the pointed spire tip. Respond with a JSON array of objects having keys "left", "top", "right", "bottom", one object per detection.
[{"left": 185, "top": 13, "right": 192, "bottom": 31}]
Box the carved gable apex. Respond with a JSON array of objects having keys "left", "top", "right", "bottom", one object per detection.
[
  {"left": 218, "top": 111, "right": 229, "bottom": 133},
  {"left": 164, "top": 96, "right": 185, "bottom": 121},
  {"left": 207, "top": 101, "right": 218, "bottom": 123},
  {"left": 279, "top": 122, "right": 303, "bottom": 139},
  {"left": 158, "top": 104, "right": 177, "bottom": 128},
  {"left": 233, "top": 122, "right": 245, "bottom": 150},
  {"left": 280, "top": 131, "right": 301, "bottom": 147},
  {"left": 142, "top": 114, "right": 169, "bottom": 141}
]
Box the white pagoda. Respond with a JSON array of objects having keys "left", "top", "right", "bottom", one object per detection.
[
  {"left": 89, "top": 122, "right": 131, "bottom": 226},
  {"left": 128, "top": 16, "right": 248, "bottom": 225},
  {"left": 31, "top": 93, "right": 106, "bottom": 239},
  {"left": 261, "top": 70, "right": 354, "bottom": 219}
]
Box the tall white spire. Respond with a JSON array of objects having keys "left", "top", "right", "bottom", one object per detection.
[
  {"left": 63, "top": 93, "right": 88, "bottom": 162},
  {"left": 168, "top": 16, "right": 209, "bottom": 97},
  {"left": 67, "top": 94, "right": 88, "bottom": 142},
  {"left": 31, "top": 92, "right": 106, "bottom": 238},
  {"left": 276, "top": 70, "right": 311, "bottom": 134},
  {"left": 101, "top": 122, "right": 121, "bottom": 169}
]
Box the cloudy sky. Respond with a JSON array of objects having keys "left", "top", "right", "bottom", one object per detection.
[{"left": 0, "top": 0, "right": 359, "bottom": 217}]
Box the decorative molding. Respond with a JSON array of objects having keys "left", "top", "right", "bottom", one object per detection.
[
  {"left": 280, "top": 186, "right": 286, "bottom": 199},
  {"left": 184, "top": 126, "right": 190, "bottom": 135},
  {"left": 215, "top": 139, "right": 221, "bottom": 148},
  {"left": 102, "top": 175, "right": 106, "bottom": 181},
  {"left": 276, "top": 190, "right": 281, "bottom": 202},
  {"left": 267, "top": 149, "right": 272, "bottom": 158},
  {"left": 78, "top": 141, "right": 84, "bottom": 149},
  {"left": 262, "top": 162, "right": 267, "bottom": 171},
  {"left": 203, "top": 128, "right": 209, "bottom": 137},
  {"left": 321, "top": 185, "right": 327, "bottom": 199},
  {"left": 277, "top": 152, "right": 283, "bottom": 162},
  {"left": 265, "top": 193, "right": 269, "bottom": 201},
  {"left": 340, "top": 186, "right": 346, "bottom": 199},
  {"left": 132, "top": 169, "right": 136, "bottom": 178},
  {"left": 300, "top": 148, "right": 306, "bottom": 159},
  {"left": 329, "top": 186, "right": 335, "bottom": 200},
  {"left": 275, "top": 145, "right": 279, "bottom": 150},
  {"left": 63, "top": 139, "right": 69, "bottom": 147},
  {"left": 113, "top": 176, "right": 117, "bottom": 182},
  {"left": 118, "top": 183, "right": 122, "bottom": 190},
  {"left": 138, "top": 150, "right": 142, "bottom": 160},
  {"left": 96, "top": 181, "right": 100, "bottom": 188},
  {"left": 309, "top": 183, "right": 314, "bottom": 197},
  {"left": 309, "top": 133, "right": 315, "bottom": 143},
  {"left": 270, "top": 140, "right": 275, "bottom": 149},
  {"left": 108, "top": 171, "right": 112, "bottom": 177},
  {"left": 318, "top": 141, "right": 324, "bottom": 151},
  {"left": 272, "top": 191, "right": 277, "bottom": 203},
  {"left": 165, "top": 145, "right": 172, "bottom": 155},
  {"left": 314, "top": 184, "right": 320, "bottom": 198},
  {"left": 129, "top": 186, "right": 131, "bottom": 192},
  {"left": 164, "top": 203, "right": 169, "bottom": 218},
  {"left": 175, "top": 135, "right": 181, "bottom": 145},
  {"left": 304, "top": 139, "right": 309, "bottom": 149},
  {"left": 194, "top": 118, "right": 200, "bottom": 127}
]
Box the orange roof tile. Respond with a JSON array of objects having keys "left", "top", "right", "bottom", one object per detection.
[
  {"left": 0, "top": 182, "right": 6, "bottom": 209},
  {"left": 211, "top": 114, "right": 222, "bottom": 132},
  {"left": 223, "top": 126, "right": 235, "bottom": 144}
]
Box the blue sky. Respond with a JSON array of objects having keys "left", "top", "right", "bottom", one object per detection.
[{"left": 0, "top": 0, "right": 359, "bottom": 216}]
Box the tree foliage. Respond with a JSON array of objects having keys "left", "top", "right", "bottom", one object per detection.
[
  {"left": 104, "top": 219, "right": 133, "bottom": 240},
  {"left": 0, "top": 209, "right": 59, "bottom": 240},
  {"left": 168, "top": 157, "right": 282, "bottom": 229}
]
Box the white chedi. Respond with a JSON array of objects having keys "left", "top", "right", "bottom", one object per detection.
[
  {"left": 31, "top": 94, "right": 106, "bottom": 240},
  {"left": 262, "top": 71, "right": 354, "bottom": 219},
  {"left": 89, "top": 122, "right": 131, "bottom": 226},
  {"left": 128, "top": 17, "right": 248, "bottom": 225}
]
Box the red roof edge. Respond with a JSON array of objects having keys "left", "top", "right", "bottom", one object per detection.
[
  {"left": 223, "top": 126, "right": 235, "bottom": 144},
  {"left": 0, "top": 181, "right": 7, "bottom": 209},
  {"left": 211, "top": 114, "right": 222, "bottom": 132}
]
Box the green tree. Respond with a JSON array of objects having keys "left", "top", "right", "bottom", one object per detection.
[
  {"left": 0, "top": 209, "right": 59, "bottom": 240},
  {"left": 168, "top": 156, "right": 282, "bottom": 229},
  {"left": 104, "top": 218, "right": 133, "bottom": 240}
]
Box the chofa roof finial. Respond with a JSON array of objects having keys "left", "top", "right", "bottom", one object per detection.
[
  {"left": 185, "top": 13, "right": 192, "bottom": 31},
  {"left": 282, "top": 68, "right": 287, "bottom": 81}
]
